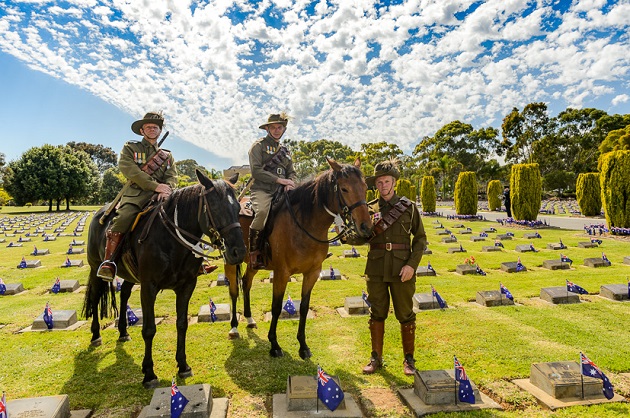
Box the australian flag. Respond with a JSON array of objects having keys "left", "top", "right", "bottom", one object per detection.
[
  {"left": 32, "top": 245, "right": 38, "bottom": 255},
  {"left": 171, "top": 378, "right": 189, "bottom": 418},
  {"left": 330, "top": 265, "right": 336, "bottom": 280},
  {"left": 627, "top": 278, "right": 629, "bottom": 299},
  {"left": 115, "top": 277, "right": 122, "bottom": 292},
  {"left": 475, "top": 265, "right": 486, "bottom": 276},
  {"left": 454, "top": 356, "right": 475, "bottom": 404},
  {"left": 209, "top": 298, "right": 218, "bottom": 322},
  {"left": 0, "top": 278, "right": 6, "bottom": 295},
  {"left": 479, "top": 232, "right": 488, "bottom": 237},
  {"left": 352, "top": 247, "right": 358, "bottom": 256},
  {"left": 0, "top": 391, "right": 6, "bottom": 418},
  {"left": 559, "top": 238, "right": 566, "bottom": 249},
  {"left": 18, "top": 256, "right": 27, "bottom": 269},
  {"left": 362, "top": 290, "right": 371, "bottom": 307},
  {"left": 529, "top": 243, "right": 538, "bottom": 252},
  {"left": 500, "top": 283, "right": 514, "bottom": 301},
  {"left": 43, "top": 301, "right": 53, "bottom": 330},
  {"left": 560, "top": 254, "right": 573, "bottom": 265},
  {"left": 515, "top": 257, "right": 525, "bottom": 272},
  {"left": 494, "top": 240, "right": 504, "bottom": 248},
  {"left": 427, "top": 261, "right": 435, "bottom": 272},
  {"left": 51, "top": 277, "right": 61, "bottom": 294},
  {"left": 126, "top": 305, "right": 140, "bottom": 326},
  {"left": 580, "top": 352, "right": 614, "bottom": 400},
  {"left": 566, "top": 280, "right": 589, "bottom": 295},
  {"left": 64, "top": 257, "right": 72, "bottom": 267},
  {"left": 317, "top": 365, "right": 344, "bottom": 411},
  {"left": 591, "top": 237, "right": 602, "bottom": 245},
  {"left": 283, "top": 295, "right": 297, "bottom": 315},
  {"left": 431, "top": 285, "right": 446, "bottom": 309},
  {"left": 602, "top": 253, "right": 611, "bottom": 265},
  {"left": 67, "top": 245, "right": 73, "bottom": 254}
]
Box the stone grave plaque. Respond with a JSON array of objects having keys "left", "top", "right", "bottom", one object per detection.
[
  {"left": 458, "top": 229, "right": 472, "bottom": 235},
  {"left": 500, "top": 262, "right": 526, "bottom": 273},
  {"left": 7, "top": 242, "right": 23, "bottom": 247},
  {"left": 264, "top": 299, "right": 314, "bottom": 321},
  {"left": 482, "top": 246, "right": 502, "bottom": 252},
  {"left": 542, "top": 260, "right": 571, "bottom": 270},
  {"left": 447, "top": 247, "right": 466, "bottom": 254},
  {"left": 624, "top": 256, "right": 630, "bottom": 265},
  {"left": 413, "top": 369, "right": 480, "bottom": 405},
  {"left": 540, "top": 287, "right": 580, "bottom": 304},
  {"left": 496, "top": 234, "right": 512, "bottom": 240},
  {"left": 455, "top": 264, "right": 476, "bottom": 275},
  {"left": 413, "top": 293, "right": 447, "bottom": 310},
  {"left": 453, "top": 224, "right": 465, "bottom": 228},
  {"left": 599, "top": 284, "right": 630, "bottom": 301},
  {"left": 342, "top": 249, "right": 360, "bottom": 258},
  {"left": 216, "top": 273, "right": 230, "bottom": 286},
  {"left": 320, "top": 268, "right": 342, "bottom": 280},
  {"left": 343, "top": 296, "right": 369, "bottom": 315},
  {"left": 43, "top": 236, "right": 57, "bottom": 241},
  {"left": 67, "top": 247, "right": 85, "bottom": 254},
  {"left": 286, "top": 375, "right": 347, "bottom": 411},
  {"left": 482, "top": 228, "right": 497, "bottom": 233},
  {"left": 2, "top": 282, "right": 25, "bottom": 295},
  {"left": 138, "top": 383, "right": 213, "bottom": 418},
  {"left": 583, "top": 258, "right": 609, "bottom": 268},
  {"left": 530, "top": 362, "right": 601, "bottom": 399},
  {"left": 547, "top": 243, "right": 567, "bottom": 250},
  {"left": 19, "top": 259, "right": 41, "bottom": 268},
  {"left": 198, "top": 303, "right": 231, "bottom": 322},
  {"left": 5, "top": 233, "right": 16, "bottom": 237},
  {"left": 578, "top": 241, "right": 598, "bottom": 248},
  {"left": 416, "top": 266, "right": 436, "bottom": 276},
  {"left": 523, "top": 233, "right": 541, "bottom": 239},
  {"left": 33, "top": 310, "right": 78, "bottom": 330},
  {"left": 61, "top": 259, "right": 83, "bottom": 267},
  {"left": 70, "top": 240, "right": 85, "bottom": 246},
  {"left": 5, "top": 395, "right": 71, "bottom": 418},
  {"left": 18, "top": 237, "right": 32, "bottom": 242},
  {"left": 476, "top": 290, "right": 514, "bottom": 307},
  {"left": 441, "top": 236, "right": 457, "bottom": 243},
  {"left": 436, "top": 230, "right": 449, "bottom": 235},
  {"left": 470, "top": 236, "right": 485, "bottom": 242},
  {"left": 423, "top": 248, "right": 433, "bottom": 255},
  {"left": 0, "top": 238, "right": 4, "bottom": 243},
  {"left": 515, "top": 244, "right": 534, "bottom": 253},
  {"left": 32, "top": 248, "right": 50, "bottom": 255},
  {"left": 59, "top": 280, "right": 80, "bottom": 293}
]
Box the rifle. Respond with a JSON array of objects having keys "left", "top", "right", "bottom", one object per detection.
[{"left": 100, "top": 131, "right": 170, "bottom": 224}]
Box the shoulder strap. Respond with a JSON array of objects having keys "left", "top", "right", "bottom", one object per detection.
[
  {"left": 372, "top": 197, "right": 413, "bottom": 236},
  {"left": 141, "top": 149, "right": 171, "bottom": 176}
]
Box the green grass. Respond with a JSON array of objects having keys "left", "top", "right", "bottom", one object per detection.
[{"left": 0, "top": 207, "right": 629, "bottom": 417}]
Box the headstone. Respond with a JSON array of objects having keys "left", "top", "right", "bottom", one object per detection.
[
  {"left": 482, "top": 228, "right": 496, "bottom": 233},
  {"left": 515, "top": 244, "right": 534, "bottom": 253},
  {"left": 216, "top": 273, "right": 230, "bottom": 286},
  {"left": 624, "top": 256, "right": 630, "bottom": 265},
  {"left": 413, "top": 293, "right": 447, "bottom": 310},
  {"left": 542, "top": 260, "right": 571, "bottom": 270},
  {"left": 578, "top": 242, "right": 597, "bottom": 248},
  {"left": 547, "top": 243, "right": 566, "bottom": 250},
  {"left": 67, "top": 247, "right": 85, "bottom": 254},
  {"left": 530, "top": 362, "right": 601, "bottom": 399},
  {"left": 416, "top": 266, "right": 436, "bottom": 276},
  {"left": 342, "top": 249, "right": 360, "bottom": 258},
  {"left": 455, "top": 264, "right": 476, "bottom": 275},
  {"left": 32, "top": 248, "right": 50, "bottom": 255},
  {"left": 500, "top": 262, "right": 526, "bottom": 273},
  {"left": 58, "top": 280, "right": 80, "bottom": 293},
  {"left": 453, "top": 224, "right": 465, "bottom": 228},
  {"left": 583, "top": 258, "right": 610, "bottom": 268},
  {"left": 496, "top": 234, "right": 512, "bottom": 240},
  {"left": 198, "top": 303, "right": 231, "bottom": 322},
  {"left": 115, "top": 308, "right": 143, "bottom": 326},
  {"left": 7, "top": 242, "right": 23, "bottom": 247},
  {"left": 524, "top": 233, "right": 541, "bottom": 239},
  {"left": 264, "top": 300, "right": 315, "bottom": 321},
  {"left": 320, "top": 268, "right": 342, "bottom": 280},
  {"left": 1, "top": 282, "right": 25, "bottom": 295},
  {"left": 70, "top": 240, "right": 85, "bottom": 246},
  {"left": 599, "top": 284, "right": 630, "bottom": 301},
  {"left": 33, "top": 310, "right": 78, "bottom": 330},
  {"left": 436, "top": 230, "right": 449, "bottom": 236},
  {"left": 482, "top": 246, "right": 502, "bottom": 252},
  {"left": 43, "top": 236, "right": 57, "bottom": 241},
  {"left": 447, "top": 247, "right": 466, "bottom": 254},
  {"left": 342, "top": 296, "right": 370, "bottom": 315},
  {"left": 18, "top": 237, "right": 32, "bottom": 242},
  {"left": 61, "top": 259, "right": 83, "bottom": 268},
  {"left": 138, "top": 383, "right": 217, "bottom": 418},
  {"left": 20, "top": 259, "right": 41, "bottom": 268},
  {"left": 423, "top": 248, "right": 433, "bottom": 255},
  {"left": 441, "top": 237, "right": 457, "bottom": 243},
  {"left": 5, "top": 395, "right": 71, "bottom": 418},
  {"left": 540, "top": 287, "right": 580, "bottom": 304},
  {"left": 458, "top": 229, "right": 472, "bottom": 235},
  {"left": 476, "top": 290, "right": 514, "bottom": 307},
  {"left": 470, "top": 236, "right": 485, "bottom": 242},
  {"left": 412, "top": 369, "right": 480, "bottom": 405}
]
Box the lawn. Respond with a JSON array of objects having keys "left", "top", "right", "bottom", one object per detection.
[{"left": 0, "top": 205, "right": 629, "bottom": 417}]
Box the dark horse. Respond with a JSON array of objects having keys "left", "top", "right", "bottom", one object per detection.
[
  {"left": 83, "top": 170, "right": 246, "bottom": 388},
  {"left": 224, "top": 158, "right": 373, "bottom": 359}
]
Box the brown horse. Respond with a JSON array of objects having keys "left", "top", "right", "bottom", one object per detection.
[{"left": 224, "top": 158, "right": 373, "bottom": 359}]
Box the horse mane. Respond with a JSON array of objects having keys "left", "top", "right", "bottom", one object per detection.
[
  {"left": 286, "top": 163, "right": 364, "bottom": 220},
  {"left": 162, "top": 179, "right": 232, "bottom": 214}
]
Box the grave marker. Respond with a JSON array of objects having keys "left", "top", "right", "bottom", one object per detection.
[
  {"left": 583, "top": 258, "right": 610, "bottom": 268},
  {"left": 138, "top": 384, "right": 227, "bottom": 418},
  {"left": 599, "top": 284, "right": 630, "bottom": 301},
  {"left": 455, "top": 264, "right": 476, "bottom": 275},
  {"left": 320, "top": 267, "right": 342, "bottom": 280},
  {"left": 542, "top": 260, "right": 571, "bottom": 270},
  {"left": 413, "top": 293, "right": 447, "bottom": 310},
  {"left": 416, "top": 265, "right": 436, "bottom": 276},
  {"left": 32, "top": 309, "right": 79, "bottom": 330},
  {"left": 496, "top": 234, "right": 512, "bottom": 240},
  {"left": 475, "top": 290, "right": 514, "bottom": 307},
  {"left": 515, "top": 244, "right": 534, "bottom": 253},
  {"left": 540, "top": 287, "right": 580, "bottom": 304},
  {"left": 578, "top": 241, "right": 598, "bottom": 248},
  {"left": 482, "top": 246, "right": 501, "bottom": 252},
  {"left": 336, "top": 296, "right": 370, "bottom": 317},
  {"left": 198, "top": 303, "right": 232, "bottom": 322},
  {"left": 1, "top": 282, "right": 25, "bottom": 295},
  {"left": 500, "top": 261, "right": 526, "bottom": 273},
  {"left": 470, "top": 236, "right": 485, "bottom": 242},
  {"left": 447, "top": 246, "right": 466, "bottom": 254}
]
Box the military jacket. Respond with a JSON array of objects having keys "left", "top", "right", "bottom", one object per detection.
[
  {"left": 248, "top": 135, "right": 296, "bottom": 193},
  {"left": 118, "top": 138, "right": 178, "bottom": 207},
  {"left": 364, "top": 194, "right": 427, "bottom": 282}
]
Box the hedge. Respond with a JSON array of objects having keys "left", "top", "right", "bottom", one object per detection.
[
  {"left": 487, "top": 180, "right": 502, "bottom": 211},
  {"left": 600, "top": 150, "right": 630, "bottom": 227},
  {"left": 420, "top": 176, "right": 436, "bottom": 212},
  {"left": 510, "top": 163, "right": 541, "bottom": 221},
  {"left": 575, "top": 173, "right": 601, "bottom": 217},
  {"left": 454, "top": 171, "right": 477, "bottom": 215},
  {"left": 396, "top": 178, "right": 415, "bottom": 201}
]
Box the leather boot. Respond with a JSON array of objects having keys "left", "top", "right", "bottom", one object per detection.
[
  {"left": 401, "top": 321, "right": 416, "bottom": 376},
  {"left": 362, "top": 319, "right": 384, "bottom": 374},
  {"left": 96, "top": 230, "right": 124, "bottom": 281},
  {"left": 248, "top": 228, "right": 265, "bottom": 270}
]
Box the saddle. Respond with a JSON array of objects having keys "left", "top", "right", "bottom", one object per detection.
[{"left": 239, "top": 189, "right": 284, "bottom": 266}]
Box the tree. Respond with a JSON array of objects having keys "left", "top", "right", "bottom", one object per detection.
[
  {"left": 286, "top": 139, "right": 356, "bottom": 181},
  {"left": 420, "top": 176, "right": 436, "bottom": 212},
  {"left": 176, "top": 159, "right": 209, "bottom": 180},
  {"left": 500, "top": 103, "right": 551, "bottom": 164},
  {"left": 554, "top": 108, "right": 608, "bottom": 175},
  {"left": 599, "top": 125, "right": 630, "bottom": 154},
  {"left": 510, "top": 163, "right": 542, "bottom": 221},
  {"left": 395, "top": 178, "right": 415, "bottom": 201},
  {"left": 599, "top": 151, "right": 630, "bottom": 228},
  {"left": 67, "top": 142, "right": 117, "bottom": 175},
  {"left": 487, "top": 180, "right": 502, "bottom": 211},
  {"left": 425, "top": 154, "right": 462, "bottom": 199},
  {"left": 0, "top": 152, "right": 5, "bottom": 186},
  {"left": 454, "top": 171, "right": 477, "bottom": 215},
  {"left": 100, "top": 167, "right": 125, "bottom": 203},
  {"left": 59, "top": 145, "right": 99, "bottom": 209},
  {"left": 576, "top": 173, "right": 601, "bottom": 217}
]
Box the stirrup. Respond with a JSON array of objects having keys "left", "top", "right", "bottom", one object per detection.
[{"left": 97, "top": 260, "right": 117, "bottom": 281}]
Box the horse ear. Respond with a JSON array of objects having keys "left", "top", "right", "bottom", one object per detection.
[
  {"left": 228, "top": 172, "right": 239, "bottom": 185},
  {"left": 326, "top": 157, "right": 342, "bottom": 172},
  {"left": 196, "top": 168, "right": 214, "bottom": 188},
  {"left": 354, "top": 157, "right": 361, "bottom": 168}
]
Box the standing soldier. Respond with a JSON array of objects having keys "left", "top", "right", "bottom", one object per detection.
[
  {"left": 247, "top": 112, "right": 296, "bottom": 269},
  {"left": 362, "top": 160, "right": 427, "bottom": 376},
  {"left": 96, "top": 111, "right": 178, "bottom": 281}
]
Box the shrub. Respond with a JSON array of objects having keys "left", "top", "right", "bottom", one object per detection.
[
  {"left": 487, "top": 180, "right": 502, "bottom": 211},
  {"left": 510, "top": 164, "right": 541, "bottom": 221},
  {"left": 599, "top": 150, "right": 630, "bottom": 227},
  {"left": 575, "top": 173, "right": 601, "bottom": 217},
  {"left": 454, "top": 172, "right": 477, "bottom": 215},
  {"left": 366, "top": 189, "right": 377, "bottom": 202},
  {"left": 395, "top": 178, "right": 415, "bottom": 201},
  {"left": 420, "top": 176, "right": 436, "bottom": 212}
]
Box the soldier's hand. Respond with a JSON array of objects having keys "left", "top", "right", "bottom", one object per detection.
[
  {"left": 155, "top": 184, "right": 172, "bottom": 195},
  {"left": 399, "top": 265, "right": 414, "bottom": 282},
  {"left": 277, "top": 178, "right": 296, "bottom": 190}
]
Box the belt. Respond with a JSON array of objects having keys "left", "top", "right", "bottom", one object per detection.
[{"left": 369, "top": 243, "right": 410, "bottom": 251}]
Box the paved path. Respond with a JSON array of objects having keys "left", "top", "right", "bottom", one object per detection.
[{"left": 437, "top": 208, "right": 606, "bottom": 231}]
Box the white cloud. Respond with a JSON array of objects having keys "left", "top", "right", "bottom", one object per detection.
[{"left": 612, "top": 94, "right": 629, "bottom": 106}]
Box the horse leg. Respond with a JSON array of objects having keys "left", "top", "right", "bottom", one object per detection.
[
  {"left": 140, "top": 286, "right": 159, "bottom": 388},
  {"left": 268, "top": 270, "right": 289, "bottom": 357},
  {"left": 117, "top": 281, "right": 133, "bottom": 342},
  {"left": 225, "top": 264, "right": 241, "bottom": 339},
  {"left": 297, "top": 271, "right": 319, "bottom": 360},
  {"left": 243, "top": 265, "right": 257, "bottom": 329},
  {"left": 87, "top": 268, "right": 103, "bottom": 347},
  {"left": 175, "top": 282, "right": 195, "bottom": 378}
]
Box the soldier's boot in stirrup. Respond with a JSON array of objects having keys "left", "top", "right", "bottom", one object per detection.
[
  {"left": 401, "top": 321, "right": 416, "bottom": 376},
  {"left": 363, "top": 319, "right": 385, "bottom": 374},
  {"left": 248, "top": 228, "right": 265, "bottom": 270},
  {"left": 97, "top": 230, "right": 124, "bottom": 281}
]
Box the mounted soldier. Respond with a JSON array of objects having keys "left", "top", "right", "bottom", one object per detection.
[
  {"left": 96, "top": 111, "right": 178, "bottom": 281},
  {"left": 247, "top": 112, "right": 297, "bottom": 269}
]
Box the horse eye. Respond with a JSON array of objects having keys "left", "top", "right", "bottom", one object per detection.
[{"left": 341, "top": 188, "right": 349, "bottom": 193}]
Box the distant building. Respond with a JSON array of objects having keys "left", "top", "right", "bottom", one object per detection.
[{"left": 223, "top": 165, "right": 250, "bottom": 180}]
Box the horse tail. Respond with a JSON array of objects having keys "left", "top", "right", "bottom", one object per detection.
[{"left": 82, "top": 277, "right": 119, "bottom": 320}]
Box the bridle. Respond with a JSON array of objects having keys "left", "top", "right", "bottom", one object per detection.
[
  {"left": 285, "top": 171, "right": 367, "bottom": 244},
  {"left": 158, "top": 185, "right": 241, "bottom": 260}
]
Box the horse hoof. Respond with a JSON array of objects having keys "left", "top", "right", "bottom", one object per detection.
[
  {"left": 118, "top": 335, "right": 131, "bottom": 342},
  {"left": 270, "top": 349, "right": 284, "bottom": 358},
  {"left": 178, "top": 368, "right": 193, "bottom": 379},
  {"left": 246, "top": 319, "right": 257, "bottom": 329},
  {"left": 143, "top": 379, "right": 159, "bottom": 389},
  {"left": 299, "top": 349, "right": 313, "bottom": 360},
  {"left": 228, "top": 328, "right": 240, "bottom": 339},
  {"left": 90, "top": 337, "right": 102, "bottom": 347}
]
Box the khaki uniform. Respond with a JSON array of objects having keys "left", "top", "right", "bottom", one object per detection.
[
  {"left": 111, "top": 138, "right": 178, "bottom": 233},
  {"left": 248, "top": 135, "right": 296, "bottom": 230},
  {"left": 365, "top": 194, "right": 427, "bottom": 323}
]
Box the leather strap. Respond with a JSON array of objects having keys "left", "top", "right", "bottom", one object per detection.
[
  {"left": 141, "top": 149, "right": 171, "bottom": 176},
  {"left": 372, "top": 197, "right": 413, "bottom": 236},
  {"left": 369, "top": 243, "right": 410, "bottom": 251}
]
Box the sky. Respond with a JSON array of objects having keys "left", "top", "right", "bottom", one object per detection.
[{"left": 1, "top": 0, "right": 629, "bottom": 171}]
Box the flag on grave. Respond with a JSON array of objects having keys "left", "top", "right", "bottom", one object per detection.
[
  {"left": 0, "top": 278, "right": 6, "bottom": 295},
  {"left": 475, "top": 265, "right": 486, "bottom": 276},
  {"left": 0, "top": 391, "right": 6, "bottom": 418},
  {"left": 43, "top": 301, "right": 53, "bottom": 330},
  {"left": 330, "top": 265, "right": 336, "bottom": 280},
  {"left": 494, "top": 240, "right": 504, "bottom": 248},
  {"left": 580, "top": 352, "right": 614, "bottom": 400},
  {"left": 126, "top": 304, "right": 139, "bottom": 326},
  {"left": 33, "top": 245, "right": 38, "bottom": 255},
  {"left": 431, "top": 285, "right": 446, "bottom": 309},
  {"left": 427, "top": 261, "right": 435, "bottom": 272},
  {"left": 283, "top": 295, "right": 297, "bottom": 315},
  {"left": 515, "top": 257, "right": 525, "bottom": 272},
  {"left": 627, "top": 277, "right": 630, "bottom": 299},
  {"left": 591, "top": 237, "right": 602, "bottom": 244},
  {"left": 529, "top": 243, "right": 538, "bottom": 252},
  {"left": 171, "top": 378, "right": 189, "bottom": 418},
  {"left": 566, "top": 279, "right": 589, "bottom": 295},
  {"left": 352, "top": 246, "right": 358, "bottom": 256},
  {"left": 64, "top": 257, "right": 72, "bottom": 267},
  {"left": 18, "top": 257, "right": 27, "bottom": 269},
  {"left": 500, "top": 283, "right": 514, "bottom": 301},
  {"left": 361, "top": 290, "right": 371, "bottom": 307},
  {"left": 51, "top": 277, "right": 61, "bottom": 294},
  {"left": 115, "top": 277, "right": 122, "bottom": 292},
  {"left": 560, "top": 253, "right": 573, "bottom": 265},
  {"left": 602, "top": 252, "right": 611, "bottom": 265},
  {"left": 559, "top": 238, "right": 566, "bottom": 249},
  {"left": 209, "top": 298, "right": 218, "bottom": 323},
  {"left": 454, "top": 356, "right": 475, "bottom": 404},
  {"left": 317, "top": 365, "right": 344, "bottom": 411}
]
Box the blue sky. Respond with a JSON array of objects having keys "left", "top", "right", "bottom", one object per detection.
[{"left": 1, "top": 0, "right": 629, "bottom": 171}]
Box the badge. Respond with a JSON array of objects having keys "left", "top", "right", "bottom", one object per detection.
[{"left": 372, "top": 212, "right": 381, "bottom": 222}]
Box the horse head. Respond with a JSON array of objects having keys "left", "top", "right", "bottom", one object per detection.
[
  {"left": 196, "top": 169, "right": 246, "bottom": 265},
  {"left": 326, "top": 157, "right": 373, "bottom": 239}
]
